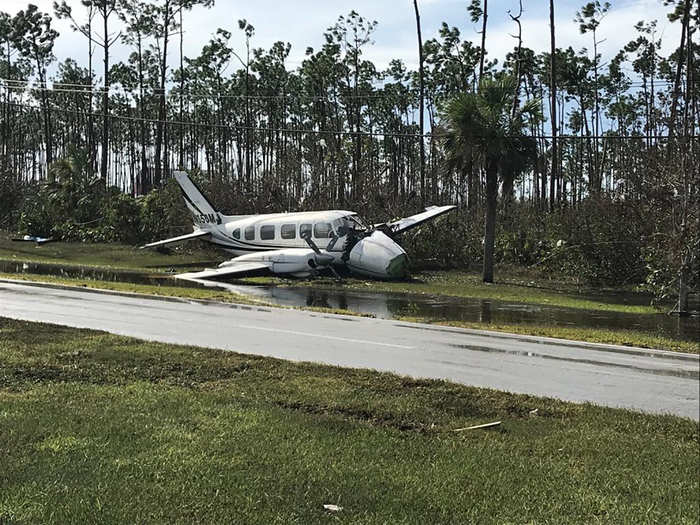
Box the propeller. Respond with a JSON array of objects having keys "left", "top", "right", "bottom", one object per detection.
[{"left": 301, "top": 231, "right": 343, "bottom": 281}]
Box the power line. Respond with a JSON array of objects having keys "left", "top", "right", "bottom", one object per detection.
[
  {"left": 7, "top": 101, "right": 427, "bottom": 139},
  {"left": 2, "top": 77, "right": 697, "bottom": 104},
  {"left": 7, "top": 101, "right": 695, "bottom": 141}
]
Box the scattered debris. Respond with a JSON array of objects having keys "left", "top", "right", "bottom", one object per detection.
[
  {"left": 323, "top": 504, "right": 343, "bottom": 512},
  {"left": 453, "top": 421, "right": 502, "bottom": 432},
  {"left": 529, "top": 408, "right": 539, "bottom": 416},
  {"left": 11, "top": 235, "right": 55, "bottom": 245}
]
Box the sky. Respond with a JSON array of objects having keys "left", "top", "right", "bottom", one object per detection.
[{"left": 3, "top": 0, "right": 682, "bottom": 80}]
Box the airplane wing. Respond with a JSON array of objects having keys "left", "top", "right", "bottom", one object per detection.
[
  {"left": 141, "top": 230, "right": 211, "bottom": 249},
  {"left": 175, "top": 261, "right": 271, "bottom": 281},
  {"left": 386, "top": 205, "right": 457, "bottom": 235}
]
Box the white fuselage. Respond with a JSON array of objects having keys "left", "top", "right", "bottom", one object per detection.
[
  {"left": 197, "top": 210, "right": 408, "bottom": 279},
  {"left": 205, "top": 210, "right": 355, "bottom": 258}
]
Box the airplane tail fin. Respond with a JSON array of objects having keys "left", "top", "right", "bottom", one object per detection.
[{"left": 173, "top": 171, "right": 222, "bottom": 227}]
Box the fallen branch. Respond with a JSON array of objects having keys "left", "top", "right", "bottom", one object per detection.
[{"left": 453, "top": 421, "right": 502, "bottom": 432}]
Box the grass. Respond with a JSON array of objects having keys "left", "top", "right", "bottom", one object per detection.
[
  {"left": 0, "top": 318, "right": 697, "bottom": 524},
  {"left": 257, "top": 270, "right": 663, "bottom": 315},
  {"left": 397, "top": 317, "right": 699, "bottom": 354},
  {"left": 0, "top": 231, "right": 216, "bottom": 272}
]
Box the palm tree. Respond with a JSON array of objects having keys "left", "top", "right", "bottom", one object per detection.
[{"left": 442, "top": 76, "right": 539, "bottom": 283}]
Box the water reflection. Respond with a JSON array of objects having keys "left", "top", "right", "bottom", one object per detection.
[{"left": 0, "top": 260, "right": 204, "bottom": 289}]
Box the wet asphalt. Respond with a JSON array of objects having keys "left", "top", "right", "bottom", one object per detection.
[{"left": 1, "top": 279, "right": 698, "bottom": 420}]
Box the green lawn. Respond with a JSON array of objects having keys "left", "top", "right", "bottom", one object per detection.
[
  {"left": 0, "top": 231, "right": 216, "bottom": 272},
  {"left": 0, "top": 318, "right": 698, "bottom": 524}
]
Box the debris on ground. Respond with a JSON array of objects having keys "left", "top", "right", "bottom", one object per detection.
[{"left": 452, "top": 421, "right": 502, "bottom": 432}]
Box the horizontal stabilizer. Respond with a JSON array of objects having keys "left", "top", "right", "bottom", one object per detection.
[
  {"left": 141, "top": 230, "right": 210, "bottom": 249},
  {"left": 388, "top": 205, "right": 457, "bottom": 235},
  {"left": 175, "top": 261, "right": 271, "bottom": 280}
]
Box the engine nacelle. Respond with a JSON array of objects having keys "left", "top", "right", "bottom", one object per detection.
[
  {"left": 346, "top": 231, "right": 407, "bottom": 279},
  {"left": 220, "top": 249, "right": 320, "bottom": 276}
]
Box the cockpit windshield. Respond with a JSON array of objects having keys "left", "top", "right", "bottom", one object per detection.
[
  {"left": 347, "top": 214, "right": 368, "bottom": 231},
  {"left": 331, "top": 214, "right": 369, "bottom": 238}
]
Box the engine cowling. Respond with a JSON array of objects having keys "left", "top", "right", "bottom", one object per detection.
[
  {"left": 220, "top": 249, "right": 322, "bottom": 276},
  {"left": 346, "top": 231, "right": 408, "bottom": 279}
]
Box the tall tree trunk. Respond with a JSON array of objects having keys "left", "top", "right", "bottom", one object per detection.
[
  {"left": 549, "top": 0, "right": 557, "bottom": 210},
  {"left": 479, "top": 0, "right": 488, "bottom": 80},
  {"left": 154, "top": 0, "right": 171, "bottom": 187},
  {"left": 482, "top": 156, "right": 498, "bottom": 283},
  {"left": 669, "top": 0, "right": 690, "bottom": 140},
  {"left": 100, "top": 12, "right": 109, "bottom": 185},
  {"left": 2, "top": 39, "right": 11, "bottom": 165},
  {"left": 87, "top": 15, "right": 94, "bottom": 175},
  {"left": 178, "top": 7, "right": 185, "bottom": 169},
  {"left": 413, "top": 0, "right": 425, "bottom": 205},
  {"left": 161, "top": 22, "right": 169, "bottom": 182},
  {"left": 35, "top": 59, "right": 53, "bottom": 169},
  {"left": 137, "top": 34, "right": 147, "bottom": 195},
  {"left": 509, "top": 0, "right": 523, "bottom": 116},
  {"left": 592, "top": 29, "right": 600, "bottom": 192}
]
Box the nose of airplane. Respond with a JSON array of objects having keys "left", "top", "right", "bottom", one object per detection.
[
  {"left": 386, "top": 252, "right": 408, "bottom": 279},
  {"left": 347, "top": 230, "right": 408, "bottom": 279}
]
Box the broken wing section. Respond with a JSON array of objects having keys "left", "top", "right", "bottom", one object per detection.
[
  {"left": 387, "top": 205, "right": 457, "bottom": 235},
  {"left": 141, "top": 230, "right": 211, "bottom": 249},
  {"left": 175, "top": 261, "right": 271, "bottom": 281}
]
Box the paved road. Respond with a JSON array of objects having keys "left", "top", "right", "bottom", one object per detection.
[{"left": 1, "top": 279, "right": 698, "bottom": 420}]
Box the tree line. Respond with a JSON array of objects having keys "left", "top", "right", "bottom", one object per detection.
[{"left": 0, "top": 0, "right": 697, "bottom": 309}]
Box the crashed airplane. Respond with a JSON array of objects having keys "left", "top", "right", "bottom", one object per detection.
[{"left": 143, "top": 171, "right": 456, "bottom": 281}]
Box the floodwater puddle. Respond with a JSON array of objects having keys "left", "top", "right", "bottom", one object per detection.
[
  {"left": 218, "top": 282, "right": 699, "bottom": 343},
  {"left": 2, "top": 259, "right": 698, "bottom": 343},
  {"left": 0, "top": 260, "right": 204, "bottom": 288}
]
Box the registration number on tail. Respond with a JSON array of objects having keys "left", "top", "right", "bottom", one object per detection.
[{"left": 194, "top": 213, "right": 218, "bottom": 224}]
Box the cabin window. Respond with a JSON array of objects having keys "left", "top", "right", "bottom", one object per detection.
[
  {"left": 300, "top": 223, "right": 312, "bottom": 238},
  {"left": 244, "top": 226, "right": 255, "bottom": 240},
  {"left": 314, "top": 222, "right": 332, "bottom": 238},
  {"left": 232, "top": 228, "right": 240, "bottom": 239},
  {"left": 260, "top": 225, "right": 275, "bottom": 240},
  {"left": 281, "top": 224, "right": 296, "bottom": 239}
]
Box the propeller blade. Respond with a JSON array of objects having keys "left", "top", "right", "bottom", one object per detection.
[
  {"left": 326, "top": 233, "right": 340, "bottom": 251},
  {"left": 301, "top": 231, "right": 343, "bottom": 281},
  {"left": 301, "top": 231, "right": 321, "bottom": 254},
  {"left": 328, "top": 265, "right": 343, "bottom": 281}
]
